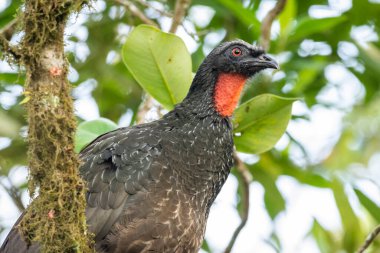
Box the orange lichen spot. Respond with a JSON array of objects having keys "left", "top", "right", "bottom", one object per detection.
[
  {"left": 49, "top": 67, "right": 62, "bottom": 76},
  {"left": 48, "top": 210, "right": 55, "bottom": 219},
  {"left": 214, "top": 73, "right": 247, "bottom": 117}
]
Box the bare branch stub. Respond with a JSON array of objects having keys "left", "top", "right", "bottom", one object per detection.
[
  {"left": 260, "top": 0, "right": 287, "bottom": 51},
  {"left": 224, "top": 152, "right": 252, "bottom": 253},
  {"left": 357, "top": 225, "right": 380, "bottom": 253},
  {"left": 169, "top": 0, "right": 191, "bottom": 33}
]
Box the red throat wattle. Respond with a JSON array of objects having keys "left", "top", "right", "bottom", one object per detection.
[{"left": 214, "top": 73, "right": 247, "bottom": 117}]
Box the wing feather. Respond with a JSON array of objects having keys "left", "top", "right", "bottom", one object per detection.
[{"left": 79, "top": 124, "right": 162, "bottom": 242}]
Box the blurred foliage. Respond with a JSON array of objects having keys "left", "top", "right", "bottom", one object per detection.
[
  {"left": 1, "top": 0, "right": 380, "bottom": 252},
  {"left": 75, "top": 118, "right": 118, "bottom": 152}
]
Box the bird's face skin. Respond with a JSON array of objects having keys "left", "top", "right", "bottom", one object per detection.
[
  {"left": 211, "top": 40, "right": 278, "bottom": 77},
  {"left": 208, "top": 40, "right": 279, "bottom": 117}
]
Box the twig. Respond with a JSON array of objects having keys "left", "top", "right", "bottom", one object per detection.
[
  {"left": 136, "top": 95, "right": 155, "bottom": 124},
  {"left": 260, "top": 0, "right": 287, "bottom": 50},
  {"left": 224, "top": 152, "right": 252, "bottom": 253},
  {"left": 0, "top": 18, "right": 19, "bottom": 41},
  {"left": 286, "top": 131, "right": 311, "bottom": 164},
  {"left": 0, "top": 18, "right": 22, "bottom": 61},
  {"left": 357, "top": 225, "right": 380, "bottom": 253},
  {"left": 180, "top": 18, "right": 211, "bottom": 42},
  {"left": 169, "top": 0, "right": 191, "bottom": 33},
  {"left": 133, "top": 0, "right": 173, "bottom": 17},
  {"left": 0, "top": 179, "right": 25, "bottom": 213},
  {"left": 114, "top": 0, "right": 158, "bottom": 27}
]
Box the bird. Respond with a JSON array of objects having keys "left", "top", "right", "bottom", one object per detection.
[{"left": 0, "top": 40, "right": 278, "bottom": 253}]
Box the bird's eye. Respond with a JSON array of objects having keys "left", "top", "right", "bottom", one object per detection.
[{"left": 231, "top": 47, "right": 242, "bottom": 57}]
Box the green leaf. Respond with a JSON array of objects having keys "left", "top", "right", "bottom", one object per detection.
[
  {"left": 122, "top": 25, "right": 192, "bottom": 109},
  {"left": 233, "top": 94, "right": 297, "bottom": 154},
  {"left": 278, "top": 0, "right": 297, "bottom": 35},
  {"left": 75, "top": 118, "right": 118, "bottom": 152},
  {"left": 254, "top": 167, "right": 286, "bottom": 219},
  {"left": 0, "top": 109, "right": 21, "bottom": 138},
  {"left": 291, "top": 59, "right": 326, "bottom": 94},
  {"left": 354, "top": 188, "right": 380, "bottom": 223},
  {"left": 331, "top": 179, "right": 361, "bottom": 251},
  {"left": 289, "top": 16, "right": 347, "bottom": 42},
  {"left": 0, "top": 138, "right": 27, "bottom": 176},
  {"left": 201, "top": 239, "right": 211, "bottom": 252},
  {"left": 311, "top": 219, "right": 337, "bottom": 253},
  {"left": 356, "top": 42, "right": 380, "bottom": 74},
  {"left": 216, "top": 0, "right": 260, "bottom": 35}
]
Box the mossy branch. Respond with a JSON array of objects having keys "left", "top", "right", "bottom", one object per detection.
[{"left": 15, "top": 0, "right": 93, "bottom": 252}]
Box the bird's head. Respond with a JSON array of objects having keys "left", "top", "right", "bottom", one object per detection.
[
  {"left": 186, "top": 40, "right": 278, "bottom": 117},
  {"left": 205, "top": 40, "right": 278, "bottom": 77}
]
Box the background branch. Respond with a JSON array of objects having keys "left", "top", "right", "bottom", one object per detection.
[
  {"left": 0, "top": 18, "right": 21, "bottom": 61},
  {"left": 115, "top": 0, "right": 158, "bottom": 27},
  {"left": 0, "top": 18, "right": 18, "bottom": 41},
  {"left": 0, "top": 180, "right": 25, "bottom": 212},
  {"left": 134, "top": 0, "right": 173, "bottom": 17},
  {"left": 286, "top": 131, "right": 311, "bottom": 164},
  {"left": 260, "top": 0, "right": 287, "bottom": 50},
  {"left": 224, "top": 152, "right": 252, "bottom": 253},
  {"left": 169, "top": 0, "right": 191, "bottom": 33},
  {"left": 358, "top": 225, "right": 380, "bottom": 253},
  {"left": 136, "top": 95, "right": 155, "bottom": 124}
]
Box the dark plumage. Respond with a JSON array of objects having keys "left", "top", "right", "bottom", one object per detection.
[{"left": 1, "top": 40, "right": 278, "bottom": 253}]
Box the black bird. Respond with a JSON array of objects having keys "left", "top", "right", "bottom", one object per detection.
[{"left": 1, "top": 40, "right": 278, "bottom": 253}]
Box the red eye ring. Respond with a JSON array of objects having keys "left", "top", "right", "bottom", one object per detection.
[{"left": 231, "top": 47, "right": 242, "bottom": 57}]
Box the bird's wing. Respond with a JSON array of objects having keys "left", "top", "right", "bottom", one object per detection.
[
  {"left": 79, "top": 124, "right": 163, "bottom": 241},
  {"left": 0, "top": 124, "right": 163, "bottom": 252}
]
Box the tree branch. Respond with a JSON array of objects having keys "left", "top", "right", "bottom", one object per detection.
[
  {"left": 136, "top": 95, "right": 155, "bottom": 124},
  {"left": 224, "top": 152, "right": 252, "bottom": 253},
  {"left": 260, "top": 0, "right": 287, "bottom": 50},
  {"left": 169, "top": 0, "right": 191, "bottom": 33},
  {"left": 134, "top": 0, "right": 173, "bottom": 17},
  {"left": 115, "top": 0, "right": 158, "bottom": 27},
  {"left": 0, "top": 18, "right": 22, "bottom": 61},
  {"left": 0, "top": 179, "right": 25, "bottom": 212},
  {"left": 286, "top": 131, "right": 311, "bottom": 164},
  {"left": 357, "top": 224, "right": 380, "bottom": 253}
]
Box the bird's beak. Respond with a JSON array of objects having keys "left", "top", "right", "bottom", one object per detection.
[
  {"left": 243, "top": 54, "right": 279, "bottom": 71},
  {"left": 255, "top": 54, "right": 279, "bottom": 70}
]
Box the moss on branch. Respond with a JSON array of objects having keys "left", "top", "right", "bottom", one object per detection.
[{"left": 17, "top": 0, "right": 93, "bottom": 252}]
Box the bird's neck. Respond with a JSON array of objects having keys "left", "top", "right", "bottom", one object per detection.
[
  {"left": 181, "top": 66, "right": 247, "bottom": 118},
  {"left": 214, "top": 73, "right": 247, "bottom": 117}
]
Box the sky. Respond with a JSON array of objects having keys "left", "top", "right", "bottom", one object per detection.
[{"left": 1, "top": 0, "right": 380, "bottom": 252}]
